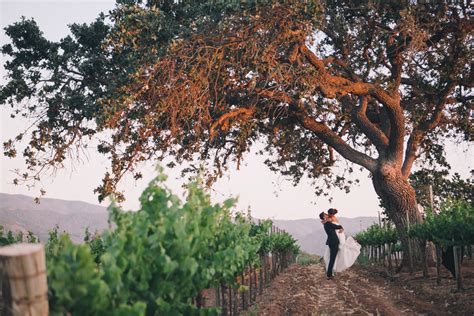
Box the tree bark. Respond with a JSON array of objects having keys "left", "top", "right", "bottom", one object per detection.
[{"left": 372, "top": 162, "right": 425, "bottom": 270}]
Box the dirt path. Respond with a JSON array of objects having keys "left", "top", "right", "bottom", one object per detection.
[{"left": 253, "top": 261, "right": 474, "bottom": 315}]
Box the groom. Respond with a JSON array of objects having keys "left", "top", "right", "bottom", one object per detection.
[{"left": 319, "top": 211, "right": 343, "bottom": 280}]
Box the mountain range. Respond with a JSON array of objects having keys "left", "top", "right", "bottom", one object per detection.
[
  {"left": 0, "top": 193, "right": 378, "bottom": 255},
  {"left": 0, "top": 193, "right": 108, "bottom": 242},
  {"left": 273, "top": 217, "right": 378, "bottom": 255}
]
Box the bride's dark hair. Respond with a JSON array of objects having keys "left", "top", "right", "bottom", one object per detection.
[{"left": 328, "top": 208, "right": 338, "bottom": 215}]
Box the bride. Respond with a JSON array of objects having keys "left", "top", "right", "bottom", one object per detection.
[{"left": 323, "top": 208, "right": 361, "bottom": 273}]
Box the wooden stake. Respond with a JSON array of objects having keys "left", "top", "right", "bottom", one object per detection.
[
  {"left": 427, "top": 183, "right": 442, "bottom": 284},
  {"left": 232, "top": 285, "right": 238, "bottom": 315},
  {"left": 423, "top": 241, "right": 429, "bottom": 279},
  {"left": 436, "top": 245, "right": 442, "bottom": 285},
  {"left": 220, "top": 283, "right": 227, "bottom": 316},
  {"left": 453, "top": 245, "right": 463, "bottom": 291},
  {"left": 252, "top": 267, "right": 257, "bottom": 302},
  {"left": 388, "top": 243, "right": 392, "bottom": 270},
  {"left": 241, "top": 273, "right": 246, "bottom": 311},
  {"left": 228, "top": 285, "right": 232, "bottom": 316},
  {"left": 0, "top": 243, "right": 48, "bottom": 316},
  {"left": 215, "top": 286, "right": 221, "bottom": 308},
  {"left": 259, "top": 256, "right": 263, "bottom": 295}
]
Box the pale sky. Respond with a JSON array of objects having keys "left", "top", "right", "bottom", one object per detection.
[{"left": 1, "top": 0, "right": 472, "bottom": 220}]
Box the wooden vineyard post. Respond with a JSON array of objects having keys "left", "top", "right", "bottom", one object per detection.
[
  {"left": 265, "top": 252, "right": 273, "bottom": 285},
  {"left": 215, "top": 286, "right": 221, "bottom": 308},
  {"left": 421, "top": 184, "right": 432, "bottom": 279},
  {"left": 387, "top": 243, "right": 393, "bottom": 270},
  {"left": 453, "top": 244, "right": 463, "bottom": 291},
  {"left": 397, "top": 249, "right": 401, "bottom": 267},
  {"left": 220, "top": 283, "right": 228, "bottom": 316},
  {"left": 259, "top": 256, "right": 264, "bottom": 295},
  {"left": 263, "top": 255, "right": 266, "bottom": 287},
  {"left": 241, "top": 273, "right": 246, "bottom": 311},
  {"left": 436, "top": 246, "right": 442, "bottom": 285},
  {"left": 227, "top": 286, "right": 234, "bottom": 316},
  {"left": 272, "top": 252, "right": 276, "bottom": 279},
  {"left": 272, "top": 253, "right": 276, "bottom": 278},
  {"left": 0, "top": 243, "right": 49, "bottom": 316},
  {"left": 228, "top": 286, "right": 233, "bottom": 316},
  {"left": 382, "top": 244, "right": 386, "bottom": 266},
  {"left": 429, "top": 184, "right": 442, "bottom": 285},
  {"left": 274, "top": 253, "right": 278, "bottom": 275},
  {"left": 269, "top": 253, "right": 272, "bottom": 280},
  {"left": 248, "top": 268, "right": 253, "bottom": 304},
  {"left": 252, "top": 267, "right": 257, "bottom": 302},
  {"left": 422, "top": 240, "right": 429, "bottom": 279},
  {"left": 232, "top": 286, "right": 238, "bottom": 315}
]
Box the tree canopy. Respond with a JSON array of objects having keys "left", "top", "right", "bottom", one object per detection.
[{"left": 1, "top": 0, "right": 472, "bottom": 206}]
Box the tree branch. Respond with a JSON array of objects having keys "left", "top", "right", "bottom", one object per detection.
[
  {"left": 402, "top": 81, "right": 456, "bottom": 177},
  {"left": 350, "top": 96, "right": 389, "bottom": 151},
  {"left": 386, "top": 33, "right": 407, "bottom": 91},
  {"left": 210, "top": 107, "right": 255, "bottom": 139},
  {"left": 292, "top": 108, "right": 377, "bottom": 173},
  {"left": 300, "top": 44, "right": 405, "bottom": 164},
  {"left": 255, "top": 85, "right": 378, "bottom": 172}
]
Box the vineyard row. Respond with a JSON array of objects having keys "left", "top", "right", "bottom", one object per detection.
[{"left": 0, "top": 174, "right": 300, "bottom": 316}]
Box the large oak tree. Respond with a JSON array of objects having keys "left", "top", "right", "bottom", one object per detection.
[{"left": 1, "top": 0, "right": 472, "bottom": 266}]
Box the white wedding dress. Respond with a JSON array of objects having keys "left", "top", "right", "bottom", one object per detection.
[{"left": 323, "top": 227, "right": 361, "bottom": 273}]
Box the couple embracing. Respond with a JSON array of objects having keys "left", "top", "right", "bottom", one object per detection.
[{"left": 319, "top": 208, "right": 361, "bottom": 280}]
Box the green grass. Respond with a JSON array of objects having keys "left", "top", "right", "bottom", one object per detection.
[
  {"left": 355, "top": 254, "right": 370, "bottom": 266},
  {"left": 297, "top": 252, "right": 321, "bottom": 265}
]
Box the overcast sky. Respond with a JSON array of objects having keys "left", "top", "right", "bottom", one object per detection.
[{"left": 1, "top": 0, "right": 472, "bottom": 220}]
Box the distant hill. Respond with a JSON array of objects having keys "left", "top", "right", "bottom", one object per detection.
[
  {"left": 0, "top": 193, "right": 378, "bottom": 254},
  {"left": 0, "top": 193, "right": 108, "bottom": 242}
]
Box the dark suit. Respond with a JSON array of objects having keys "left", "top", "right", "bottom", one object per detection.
[{"left": 323, "top": 221, "right": 343, "bottom": 277}]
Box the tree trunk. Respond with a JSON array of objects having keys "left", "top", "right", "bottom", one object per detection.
[{"left": 373, "top": 163, "right": 425, "bottom": 270}]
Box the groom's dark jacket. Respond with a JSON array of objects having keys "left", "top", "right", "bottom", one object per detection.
[{"left": 323, "top": 222, "right": 343, "bottom": 247}]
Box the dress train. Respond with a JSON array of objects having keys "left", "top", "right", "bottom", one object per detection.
[{"left": 323, "top": 230, "right": 361, "bottom": 273}]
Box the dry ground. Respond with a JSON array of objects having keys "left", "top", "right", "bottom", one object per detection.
[{"left": 252, "top": 259, "right": 474, "bottom": 315}]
